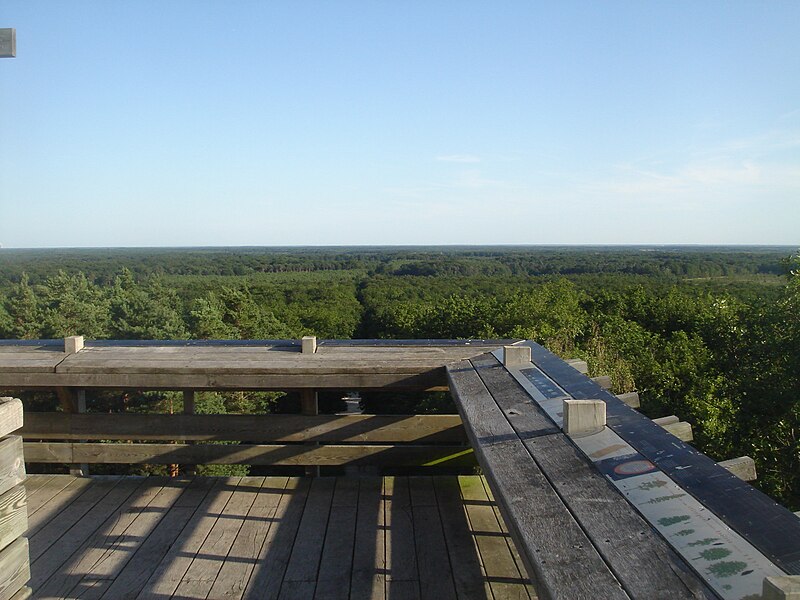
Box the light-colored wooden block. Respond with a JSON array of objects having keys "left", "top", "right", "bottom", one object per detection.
[
  {"left": 0, "top": 485, "right": 26, "bottom": 554},
  {"left": 615, "top": 391, "right": 640, "bottom": 408},
  {"left": 565, "top": 359, "right": 589, "bottom": 374},
  {"left": 502, "top": 345, "right": 531, "bottom": 367},
  {"left": 590, "top": 375, "right": 613, "bottom": 390},
  {"left": 0, "top": 399, "right": 22, "bottom": 438},
  {"left": 763, "top": 576, "right": 800, "bottom": 600},
  {"left": 719, "top": 456, "right": 757, "bottom": 481},
  {"left": 563, "top": 399, "right": 606, "bottom": 437},
  {"left": 0, "top": 437, "right": 25, "bottom": 498},
  {"left": 0, "top": 537, "right": 30, "bottom": 600},
  {"left": 64, "top": 335, "right": 84, "bottom": 354},
  {"left": 653, "top": 415, "right": 679, "bottom": 426},
  {"left": 301, "top": 336, "right": 317, "bottom": 354},
  {"left": 661, "top": 421, "right": 693, "bottom": 442}
]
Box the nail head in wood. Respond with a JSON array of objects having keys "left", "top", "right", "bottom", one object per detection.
[
  {"left": 64, "top": 336, "right": 84, "bottom": 354},
  {"left": 763, "top": 576, "right": 800, "bottom": 600},
  {"left": 563, "top": 399, "right": 606, "bottom": 437},
  {"left": 301, "top": 336, "right": 317, "bottom": 354},
  {"left": 502, "top": 346, "right": 531, "bottom": 367},
  {"left": 0, "top": 398, "right": 23, "bottom": 438}
]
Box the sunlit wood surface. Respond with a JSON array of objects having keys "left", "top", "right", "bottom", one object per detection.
[{"left": 24, "top": 474, "right": 533, "bottom": 600}]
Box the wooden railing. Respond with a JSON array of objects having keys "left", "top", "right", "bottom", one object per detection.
[
  {"left": 0, "top": 397, "right": 31, "bottom": 600},
  {"left": 20, "top": 412, "right": 474, "bottom": 469}
]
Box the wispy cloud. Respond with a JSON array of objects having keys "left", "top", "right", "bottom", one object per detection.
[{"left": 435, "top": 154, "right": 481, "bottom": 163}]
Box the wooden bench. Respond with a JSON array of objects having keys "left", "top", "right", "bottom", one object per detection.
[{"left": 447, "top": 353, "right": 710, "bottom": 600}]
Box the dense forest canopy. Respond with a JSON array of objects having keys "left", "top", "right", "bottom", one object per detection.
[{"left": 0, "top": 245, "right": 798, "bottom": 508}]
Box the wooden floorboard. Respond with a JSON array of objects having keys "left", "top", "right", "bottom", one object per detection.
[{"left": 23, "top": 474, "right": 532, "bottom": 600}]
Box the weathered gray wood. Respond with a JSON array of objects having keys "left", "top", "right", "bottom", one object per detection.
[
  {"left": 447, "top": 358, "right": 630, "bottom": 600},
  {"left": 470, "top": 354, "right": 708, "bottom": 599},
  {"left": 21, "top": 412, "right": 467, "bottom": 443},
  {"left": 565, "top": 358, "right": 589, "bottom": 374},
  {"left": 207, "top": 477, "right": 289, "bottom": 600},
  {"left": 7, "top": 586, "right": 31, "bottom": 600},
  {"left": 25, "top": 476, "right": 91, "bottom": 534},
  {"left": 137, "top": 477, "right": 240, "bottom": 600},
  {"left": 0, "top": 485, "right": 26, "bottom": 555},
  {"left": 720, "top": 456, "right": 757, "bottom": 481},
  {"left": 24, "top": 441, "right": 474, "bottom": 467},
  {"left": 280, "top": 477, "right": 336, "bottom": 599},
  {"left": 0, "top": 437, "right": 25, "bottom": 498},
  {"left": 0, "top": 370, "right": 448, "bottom": 391},
  {"left": 458, "top": 475, "right": 531, "bottom": 600},
  {"left": 349, "top": 477, "right": 386, "bottom": 600},
  {"left": 0, "top": 537, "right": 29, "bottom": 600},
  {"left": 590, "top": 375, "right": 613, "bottom": 390},
  {"left": 384, "top": 476, "right": 420, "bottom": 600},
  {"left": 432, "top": 477, "right": 494, "bottom": 600},
  {"left": 243, "top": 477, "right": 312, "bottom": 600},
  {"left": 32, "top": 476, "right": 164, "bottom": 598},
  {"left": 616, "top": 391, "right": 640, "bottom": 408},
  {"left": 101, "top": 477, "right": 217, "bottom": 600},
  {"left": 27, "top": 476, "right": 123, "bottom": 563},
  {"left": 314, "top": 477, "right": 359, "bottom": 600},
  {"left": 661, "top": 420, "right": 693, "bottom": 442},
  {"left": 0, "top": 398, "right": 23, "bottom": 438},
  {"left": 409, "top": 476, "right": 456, "bottom": 600},
  {"left": 174, "top": 477, "right": 261, "bottom": 599}
]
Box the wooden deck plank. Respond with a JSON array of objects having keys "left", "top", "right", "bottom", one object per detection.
[
  {"left": 279, "top": 477, "right": 336, "bottom": 600},
  {"left": 384, "top": 476, "right": 420, "bottom": 600},
  {"left": 98, "top": 477, "right": 217, "bottom": 600},
  {"left": 32, "top": 476, "right": 172, "bottom": 599},
  {"left": 313, "top": 477, "right": 359, "bottom": 600},
  {"left": 207, "top": 477, "right": 289, "bottom": 600},
  {"left": 25, "top": 476, "right": 87, "bottom": 527},
  {"left": 21, "top": 476, "right": 528, "bottom": 600},
  {"left": 242, "top": 477, "right": 311, "bottom": 600},
  {"left": 135, "top": 477, "right": 241, "bottom": 600},
  {"left": 432, "top": 477, "right": 492, "bottom": 600},
  {"left": 28, "top": 477, "right": 142, "bottom": 588},
  {"left": 28, "top": 477, "right": 125, "bottom": 564},
  {"left": 409, "top": 477, "right": 457, "bottom": 600},
  {"left": 349, "top": 477, "right": 386, "bottom": 600},
  {"left": 459, "top": 475, "right": 531, "bottom": 600},
  {"left": 173, "top": 477, "right": 262, "bottom": 599}
]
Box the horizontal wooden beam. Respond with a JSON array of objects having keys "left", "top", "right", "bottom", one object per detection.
[
  {"left": 0, "top": 437, "right": 25, "bottom": 498},
  {"left": 0, "top": 370, "right": 447, "bottom": 391},
  {"left": 23, "top": 442, "right": 475, "bottom": 467},
  {"left": 0, "top": 399, "right": 22, "bottom": 439},
  {"left": 0, "top": 537, "right": 29, "bottom": 600},
  {"left": 21, "top": 413, "right": 467, "bottom": 444}
]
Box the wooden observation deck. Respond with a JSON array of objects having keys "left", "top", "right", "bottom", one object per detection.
[{"left": 0, "top": 338, "right": 799, "bottom": 600}]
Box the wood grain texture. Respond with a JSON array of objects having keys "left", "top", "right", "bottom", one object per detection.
[
  {"left": 0, "top": 537, "right": 29, "bottom": 600},
  {"left": 0, "top": 399, "right": 23, "bottom": 438},
  {"left": 0, "top": 485, "right": 26, "bottom": 555},
  {"left": 23, "top": 441, "right": 474, "bottom": 467},
  {"left": 0, "top": 437, "right": 25, "bottom": 498},
  {"left": 447, "top": 358, "right": 629, "bottom": 600},
  {"left": 21, "top": 412, "right": 466, "bottom": 443}
]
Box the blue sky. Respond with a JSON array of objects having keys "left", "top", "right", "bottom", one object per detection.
[{"left": 1, "top": 2, "right": 798, "bottom": 247}]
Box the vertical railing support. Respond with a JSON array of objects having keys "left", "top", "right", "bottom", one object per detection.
[{"left": 183, "top": 390, "right": 196, "bottom": 476}]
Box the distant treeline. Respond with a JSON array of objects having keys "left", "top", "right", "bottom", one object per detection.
[
  {"left": 0, "top": 246, "right": 798, "bottom": 508},
  {"left": 0, "top": 245, "right": 791, "bottom": 285}
]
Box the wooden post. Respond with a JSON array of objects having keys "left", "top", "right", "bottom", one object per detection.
[
  {"left": 0, "top": 397, "right": 31, "bottom": 600},
  {"left": 563, "top": 399, "right": 606, "bottom": 437},
  {"left": 182, "top": 390, "right": 196, "bottom": 476},
  {"left": 301, "top": 336, "right": 317, "bottom": 354},
  {"left": 70, "top": 390, "right": 89, "bottom": 477},
  {"left": 615, "top": 391, "right": 640, "bottom": 408},
  {"left": 763, "top": 576, "right": 800, "bottom": 600},
  {"left": 719, "top": 456, "right": 757, "bottom": 482},
  {"left": 63, "top": 335, "right": 84, "bottom": 355},
  {"left": 300, "top": 389, "right": 320, "bottom": 476},
  {"left": 502, "top": 345, "right": 531, "bottom": 367},
  {"left": 565, "top": 358, "right": 589, "bottom": 374},
  {"left": 590, "top": 375, "right": 613, "bottom": 390}
]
